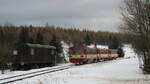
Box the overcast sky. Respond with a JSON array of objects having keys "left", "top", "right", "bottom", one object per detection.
[{"left": 0, "top": 0, "right": 122, "bottom": 32}]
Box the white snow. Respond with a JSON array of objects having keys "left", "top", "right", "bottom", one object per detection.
[
  {"left": 10, "top": 58, "right": 150, "bottom": 84},
  {"left": 61, "top": 41, "right": 71, "bottom": 62},
  {"left": 0, "top": 63, "right": 72, "bottom": 79},
  {"left": 8, "top": 44, "right": 150, "bottom": 84},
  {"left": 123, "top": 44, "right": 138, "bottom": 58},
  {"left": 88, "top": 44, "right": 109, "bottom": 49},
  {"left": 1, "top": 44, "right": 150, "bottom": 84}
]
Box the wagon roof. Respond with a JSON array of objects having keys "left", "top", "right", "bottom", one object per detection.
[{"left": 26, "top": 43, "right": 56, "bottom": 49}]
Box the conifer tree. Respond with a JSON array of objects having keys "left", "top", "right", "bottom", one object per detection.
[
  {"left": 17, "top": 28, "right": 31, "bottom": 44},
  {"left": 84, "top": 34, "right": 92, "bottom": 46},
  {"left": 35, "top": 31, "right": 44, "bottom": 44},
  {"left": 49, "top": 34, "right": 63, "bottom": 63},
  {"left": 109, "top": 36, "right": 120, "bottom": 49}
]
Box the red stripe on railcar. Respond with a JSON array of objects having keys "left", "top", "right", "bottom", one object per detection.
[{"left": 70, "top": 58, "right": 88, "bottom": 64}]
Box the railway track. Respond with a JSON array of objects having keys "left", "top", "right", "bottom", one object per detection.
[{"left": 0, "top": 64, "right": 74, "bottom": 84}]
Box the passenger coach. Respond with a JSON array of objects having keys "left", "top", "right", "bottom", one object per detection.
[{"left": 69, "top": 46, "right": 118, "bottom": 64}]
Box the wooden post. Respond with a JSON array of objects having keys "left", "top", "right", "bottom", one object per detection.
[{"left": 1, "top": 64, "right": 5, "bottom": 74}]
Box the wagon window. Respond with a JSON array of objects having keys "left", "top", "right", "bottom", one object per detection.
[
  {"left": 31, "top": 48, "right": 34, "bottom": 55},
  {"left": 51, "top": 49, "right": 55, "bottom": 55},
  {"left": 13, "top": 50, "right": 18, "bottom": 55}
]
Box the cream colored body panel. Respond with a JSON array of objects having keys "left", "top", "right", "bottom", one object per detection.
[
  {"left": 87, "top": 54, "right": 97, "bottom": 59},
  {"left": 70, "top": 55, "right": 85, "bottom": 59},
  {"left": 110, "top": 54, "right": 118, "bottom": 57},
  {"left": 100, "top": 54, "right": 109, "bottom": 58}
]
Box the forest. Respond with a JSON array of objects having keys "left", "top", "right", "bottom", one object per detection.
[{"left": 0, "top": 24, "right": 129, "bottom": 65}]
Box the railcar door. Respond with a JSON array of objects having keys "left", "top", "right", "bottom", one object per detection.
[{"left": 49, "top": 49, "right": 56, "bottom": 66}]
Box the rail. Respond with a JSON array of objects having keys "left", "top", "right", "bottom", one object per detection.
[{"left": 0, "top": 64, "right": 74, "bottom": 84}]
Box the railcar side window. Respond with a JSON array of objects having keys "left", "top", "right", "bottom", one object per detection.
[
  {"left": 87, "top": 49, "right": 96, "bottom": 54},
  {"left": 70, "top": 50, "right": 84, "bottom": 54},
  {"left": 31, "top": 48, "right": 34, "bottom": 55}
]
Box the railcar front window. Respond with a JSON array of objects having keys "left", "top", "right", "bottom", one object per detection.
[{"left": 70, "top": 50, "right": 84, "bottom": 55}]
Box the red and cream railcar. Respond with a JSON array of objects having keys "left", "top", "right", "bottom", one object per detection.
[
  {"left": 69, "top": 46, "right": 98, "bottom": 64},
  {"left": 69, "top": 46, "right": 118, "bottom": 64},
  {"left": 98, "top": 49, "right": 118, "bottom": 60},
  {"left": 109, "top": 49, "right": 118, "bottom": 59}
]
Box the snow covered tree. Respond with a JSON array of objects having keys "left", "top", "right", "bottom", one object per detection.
[{"left": 121, "top": 0, "right": 150, "bottom": 73}]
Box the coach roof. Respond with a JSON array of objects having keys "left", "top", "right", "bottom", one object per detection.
[{"left": 26, "top": 43, "right": 56, "bottom": 49}]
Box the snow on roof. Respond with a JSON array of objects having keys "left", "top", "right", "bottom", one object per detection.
[
  {"left": 26, "top": 43, "right": 56, "bottom": 49},
  {"left": 87, "top": 44, "right": 108, "bottom": 49}
]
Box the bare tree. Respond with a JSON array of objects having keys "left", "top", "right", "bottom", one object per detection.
[{"left": 121, "top": 0, "right": 150, "bottom": 73}]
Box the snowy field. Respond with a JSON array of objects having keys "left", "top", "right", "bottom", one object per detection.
[
  {"left": 4, "top": 44, "right": 149, "bottom": 84},
  {"left": 9, "top": 58, "right": 150, "bottom": 84}
]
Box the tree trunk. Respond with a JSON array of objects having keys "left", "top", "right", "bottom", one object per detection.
[
  {"left": 1, "top": 64, "right": 5, "bottom": 74},
  {"left": 144, "top": 54, "right": 150, "bottom": 73}
]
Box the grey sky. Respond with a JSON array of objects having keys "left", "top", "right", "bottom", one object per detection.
[{"left": 0, "top": 0, "right": 122, "bottom": 32}]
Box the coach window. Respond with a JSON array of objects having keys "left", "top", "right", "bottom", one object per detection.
[
  {"left": 51, "top": 49, "right": 55, "bottom": 55},
  {"left": 13, "top": 50, "right": 18, "bottom": 55},
  {"left": 31, "top": 48, "right": 34, "bottom": 55},
  {"left": 92, "top": 50, "right": 96, "bottom": 54},
  {"left": 77, "top": 50, "right": 84, "bottom": 54}
]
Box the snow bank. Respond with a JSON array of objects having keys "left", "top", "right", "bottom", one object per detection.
[
  {"left": 123, "top": 44, "right": 138, "bottom": 58},
  {"left": 4, "top": 44, "right": 150, "bottom": 84},
  {"left": 12, "top": 58, "right": 150, "bottom": 84}
]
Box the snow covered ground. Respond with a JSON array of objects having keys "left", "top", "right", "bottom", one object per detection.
[
  {"left": 0, "top": 63, "right": 72, "bottom": 79},
  {"left": 10, "top": 58, "right": 150, "bottom": 84},
  {"left": 7, "top": 44, "right": 150, "bottom": 84},
  {"left": 123, "top": 44, "right": 138, "bottom": 58}
]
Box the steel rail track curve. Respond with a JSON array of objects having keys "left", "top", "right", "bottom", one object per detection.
[{"left": 0, "top": 64, "right": 74, "bottom": 84}]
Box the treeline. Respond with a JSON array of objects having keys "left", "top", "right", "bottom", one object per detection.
[
  {"left": 0, "top": 25, "right": 130, "bottom": 45},
  {"left": 0, "top": 25, "right": 129, "bottom": 64}
]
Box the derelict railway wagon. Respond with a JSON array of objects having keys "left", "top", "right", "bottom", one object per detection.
[{"left": 12, "top": 43, "right": 56, "bottom": 70}]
